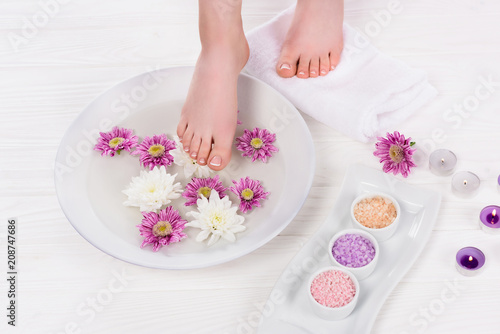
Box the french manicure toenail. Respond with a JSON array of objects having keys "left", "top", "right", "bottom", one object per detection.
[
  {"left": 331, "top": 66, "right": 336, "bottom": 70},
  {"left": 280, "top": 63, "right": 291, "bottom": 70},
  {"left": 199, "top": 158, "right": 206, "bottom": 164},
  {"left": 191, "top": 152, "right": 197, "bottom": 158},
  {"left": 210, "top": 156, "right": 222, "bottom": 167},
  {"left": 184, "top": 147, "right": 189, "bottom": 152},
  {"left": 298, "top": 71, "right": 305, "bottom": 76},
  {"left": 311, "top": 71, "right": 317, "bottom": 75},
  {"left": 321, "top": 70, "right": 327, "bottom": 75}
]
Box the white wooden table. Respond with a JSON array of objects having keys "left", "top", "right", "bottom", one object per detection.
[{"left": 1, "top": 0, "right": 500, "bottom": 333}]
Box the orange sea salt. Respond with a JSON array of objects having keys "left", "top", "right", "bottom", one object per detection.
[{"left": 353, "top": 196, "right": 397, "bottom": 229}]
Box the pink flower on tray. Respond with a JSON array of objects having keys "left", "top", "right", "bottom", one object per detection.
[
  {"left": 230, "top": 177, "right": 269, "bottom": 213},
  {"left": 137, "top": 206, "right": 187, "bottom": 252},
  {"left": 235, "top": 128, "right": 278, "bottom": 163},
  {"left": 132, "top": 134, "right": 176, "bottom": 170},
  {"left": 94, "top": 126, "right": 138, "bottom": 157},
  {"left": 182, "top": 175, "right": 227, "bottom": 206},
  {"left": 373, "top": 131, "right": 416, "bottom": 178}
]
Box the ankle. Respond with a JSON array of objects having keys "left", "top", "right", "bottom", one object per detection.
[{"left": 200, "top": 34, "right": 249, "bottom": 70}]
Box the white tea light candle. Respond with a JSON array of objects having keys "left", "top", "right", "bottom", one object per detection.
[
  {"left": 451, "top": 171, "right": 480, "bottom": 198},
  {"left": 429, "top": 149, "right": 457, "bottom": 176}
]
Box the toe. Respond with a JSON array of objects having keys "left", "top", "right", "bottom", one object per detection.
[
  {"left": 296, "top": 56, "right": 310, "bottom": 79},
  {"left": 189, "top": 135, "right": 202, "bottom": 159},
  {"left": 207, "top": 135, "right": 233, "bottom": 171},
  {"left": 320, "top": 54, "right": 330, "bottom": 76},
  {"left": 276, "top": 45, "right": 299, "bottom": 78},
  {"left": 309, "top": 57, "right": 320, "bottom": 78},
  {"left": 329, "top": 51, "right": 341, "bottom": 71},
  {"left": 176, "top": 117, "right": 188, "bottom": 140},
  {"left": 181, "top": 129, "right": 194, "bottom": 153},
  {"left": 197, "top": 136, "right": 212, "bottom": 166}
]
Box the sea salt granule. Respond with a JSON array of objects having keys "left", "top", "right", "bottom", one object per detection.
[
  {"left": 354, "top": 196, "right": 397, "bottom": 229},
  {"left": 310, "top": 270, "right": 356, "bottom": 308},
  {"left": 332, "top": 233, "right": 375, "bottom": 268}
]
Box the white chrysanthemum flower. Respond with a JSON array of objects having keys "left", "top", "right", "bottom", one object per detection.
[
  {"left": 170, "top": 135, "right": 214, "bottom": 179},
  {"left": 186, "top": 190, "right": 245, "bottom": 246},
  {"left": 122, "top": 166, "right": 182, "bottom": 212}
]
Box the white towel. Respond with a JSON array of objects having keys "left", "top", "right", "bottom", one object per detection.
[{"left": 244, "top": 6, "right": 437, "bottom": 142}]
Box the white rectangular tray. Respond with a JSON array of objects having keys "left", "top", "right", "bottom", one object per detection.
[{"left": 257, "top": 164, "right": 442, "bottom": 334}]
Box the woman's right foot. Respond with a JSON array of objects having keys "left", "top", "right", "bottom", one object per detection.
[{"left": 177, "top": 0, "right": 249, "bottom": 171}]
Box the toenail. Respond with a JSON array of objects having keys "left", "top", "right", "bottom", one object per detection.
[
  {"left": 298, "top": 71, "right": 305, "bottom": 76},
  {"left": 184, "top": 146, "right": 189, "bottom": 152},
  {"left": 191, "top": 152, "right": 197, "bottom": 158},
  {"left": 280, "top": 63, "right": 291, "bottom": 70},
  {"left": 199, "top": 158, "right": 206, "bottom": 164},
  {"left": 331, "top": 65, "right": 336, "bottom": 70},
  {"left": 210, "top": 156, "right": 222, "bottom": 167},
  {"left": 311, "top": 70, "right": 317, "bottom": 75},
  {"left": 321, "top": 70, "right": 327, "bottom": 75}
]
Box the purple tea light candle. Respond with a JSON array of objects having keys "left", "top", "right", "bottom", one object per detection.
[
  {"left": 455, "top": 247, "right": 485, "bottom": 276},
  {"left": 479, "top": 205, "right": 500, "bottom": 234}
]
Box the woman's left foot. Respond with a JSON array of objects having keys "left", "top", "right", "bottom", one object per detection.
[{"left": 276, "top": 0, "right": 344, "bottom": 79}]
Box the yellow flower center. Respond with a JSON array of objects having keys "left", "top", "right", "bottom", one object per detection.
[
  {"left": 108, "top": 137, "right": 125, "bottom": 149},
  {"left": 198, "top": 186, "right": 212, "bottom": 198},
  {"left": 152, "top": 221, "right": 173, "bottom": 237},
  {"left": 250, "top": 138, "right": 264, "bottom": 149},
  {"left": 389, "top": 145, "right": 404, "bottom": 163},
  {"left": 241, "top": 188, "right": 254, "bottom": 201},
  {"left": 148, "top": 144, "right": 165, "bottom": 158},
  {"left": 209, "top": 213, "right": 225, "bottom": 231}
]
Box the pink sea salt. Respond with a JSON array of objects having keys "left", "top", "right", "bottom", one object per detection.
[{"left": 310, "top": 270, "right": 356, "bottom": 308}]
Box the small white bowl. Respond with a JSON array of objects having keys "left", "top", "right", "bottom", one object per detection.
[
  {"left": 328, "top": 229, "right": 379, "bottom": 280},
  {"left": 351, "top": 192, "right": 400, "bottom": 242},
  {"left": 307, "top": 266, "right": 359, "bottom": 320}
]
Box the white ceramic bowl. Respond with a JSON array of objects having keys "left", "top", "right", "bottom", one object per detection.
[
  {"left": 307, "top": 266, "right": 360, "bottom": 320},
  {"left": 328, "top": 229, "right": 379, "bottom": 280},
  {"left": 350, "top": 192, "right": 400, "bottom": 242}
]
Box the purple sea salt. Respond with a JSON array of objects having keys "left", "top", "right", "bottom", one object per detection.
[{"left": 332, "top": 233, "right": 376, "bottom": 268}]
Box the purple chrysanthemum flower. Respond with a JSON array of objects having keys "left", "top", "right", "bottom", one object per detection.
[
  {"left": 132, "top": 134, "right": 176, "bottom": 170},
  {"left": 230, "top": 177, "right": 269, "bottom": 213},
  {"left": 182, "top": 175, "right": 227, "bottom": 206},
  {"left": 373, "top": 131, "right": 416, "bottom": 178},
  {"left": 136, "top": 206, "right": 187, "bottom": 252},
  {"left": 235, "top": 128, "right": 279, "bottom": 163},
  {"left": 94, "top": 126, "right": 138, "bottom": 157}
]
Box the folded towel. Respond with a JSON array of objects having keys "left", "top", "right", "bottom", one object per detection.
[{"left": 244, "top": 6, "right": 437, "bottom": 142}]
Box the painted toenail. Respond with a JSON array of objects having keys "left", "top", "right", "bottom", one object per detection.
[
  {"left": 210, "top": 156, "right": 222, "bottom": 167},
  {"left": 311, "top": 71, "right": 317, "bottom": 75},
  {"left": 199, "top": 158, "right": 206, "bottom": 164},
  {"left": 331, "top": 65, "right": 336, "bottom": 70},
  {"left": 191, "top": 152, "right": 197, "bottom": 158},
  {"left": 184, "top": 146, "right": 189, "bottom": 152},
  {"left": 298, "top": 71, "right": 305, "bottom": 76},
  {"left": 280, "top": 63, "right": 291, "bottom": 70},
  {"left": 321, "top": 70, "right": 327, "bottom": 75}
]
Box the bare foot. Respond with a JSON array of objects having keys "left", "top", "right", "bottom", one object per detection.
[
  {"left": 177, "top": 1, "right": 249, "bottom": 171},
  {"left": 276, "top": 0, "right": 344, "bottom": 79}
]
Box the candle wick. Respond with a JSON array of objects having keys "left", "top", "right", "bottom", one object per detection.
[
  {"left": 441, "top": 158, "right": 445, "bottom": 164},
  {"left": 463, "top": 180, "right": 468, "bottom": 186}
]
